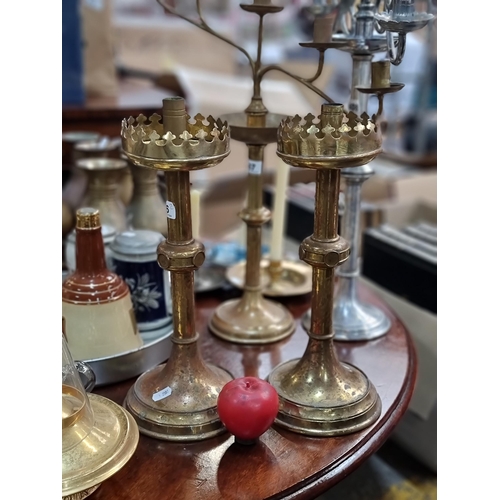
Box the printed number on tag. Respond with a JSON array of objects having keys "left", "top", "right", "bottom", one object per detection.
[
  {"left": 165, "top": 201, "right": 176, "bottom": 219},
  {"left": 152, "top": 386, "right": 172, "bottom": 402},
  {"left": 248, "top": 160, "right": 262, "bottom": 175}
]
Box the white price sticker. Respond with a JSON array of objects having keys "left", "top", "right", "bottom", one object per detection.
[
  {"left": 248, "top": 160, "right": 262, "bottom": 175},
  {"left": 152, "top": 386, "right": 172, "bottom": 402},
  {"left": 165, "top": 201, "right": 176, "bottom": 219}
]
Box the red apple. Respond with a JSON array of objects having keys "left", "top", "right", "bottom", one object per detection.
[{"left": 217, "top": 376, "right": 279, "bottom": 444}]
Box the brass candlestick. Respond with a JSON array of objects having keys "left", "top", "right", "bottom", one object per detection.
[
  {"left": 208, "top": 111, "right": 296, "bottom": 344},
  {"left": 267, "top": 104, "right": 383, "bottom": 436},
  {"left": 302, "top": 59, "right": 404, "bottom": 340},
  {"left": 122, "top": 97, "right": 233, "bottom": 441},
  {"left": 206, "top": 2, "right": 297, "bottom": 344}
]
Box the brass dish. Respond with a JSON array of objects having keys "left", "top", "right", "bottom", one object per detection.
[
  {"left": 356, "top": 83, "right": 405, "bottom": 95},
  {"left": 62, "top": 393, "right": 139, "bottom": 498},
  {"left": 226, "top": 259, "right": 312, "bottom": 297}
]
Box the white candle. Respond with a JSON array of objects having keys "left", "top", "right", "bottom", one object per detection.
[
  {"left": 270, "top": 160, "right": 290, "bottom": 262},
  {"left": 191, "top": 189, "right": 201, "bottom": 240}
]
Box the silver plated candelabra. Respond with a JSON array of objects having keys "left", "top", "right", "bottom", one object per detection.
[{"left": 302, "top": 0, "right": 434, "bottom": 341}]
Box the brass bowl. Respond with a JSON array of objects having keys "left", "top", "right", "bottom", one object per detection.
[
  {"left": 62, "top": 393, "right": 139, "bottom": 498},
  {"left": 226, "top": 259, "right": 312, "bottom": 297}
]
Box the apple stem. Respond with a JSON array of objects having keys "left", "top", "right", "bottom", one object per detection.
[{"left": 235, "top": 437, "right": 257, "bottom": 446}]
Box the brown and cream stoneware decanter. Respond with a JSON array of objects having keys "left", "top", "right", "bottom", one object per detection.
[{"left": 62, "top": 207, "right": 143, "bottom": 361}]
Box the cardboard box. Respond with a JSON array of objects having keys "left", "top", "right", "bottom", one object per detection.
[
  {"left": 359, "top": 198, "right": 437, "bottom": 471},
  {"left": 358, "top": 157, "right": 437, "bottom": 204},
  {"left": 360, "top": 276, "right": 437, "bottom": 472},
  {"left": 362, "top": 200, "right": 436, "bottom": 313}
]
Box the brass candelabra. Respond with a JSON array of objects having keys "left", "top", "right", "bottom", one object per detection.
[{"left": 121, "top": 97, "right": 234, "bottom": 441}]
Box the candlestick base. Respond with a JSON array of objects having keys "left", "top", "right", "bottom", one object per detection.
[
  {"left": 124, "top": 342, "right": 233, "bottom": 441},
  {"left": 194, "top": 265, "right": 227, "bottom": 293},
  {"left": 333, "top": 275, "right": 391, "bottom": 341},
  {"left": 209, "top": 290, "right": 295, "bottom": 344},
  {"left": 267, "top": 339, "right": 382, "bottom": 436},
  {"left": 225, "top": 259, "right": 312, "bottom": 297}
]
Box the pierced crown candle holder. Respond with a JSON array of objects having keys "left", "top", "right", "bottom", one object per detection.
[
  {"left": 267, "top": 104, "right": 383, "bottom": 436},
  {"left": 121, "top": 97, "right": 234, "bottom": 441}
]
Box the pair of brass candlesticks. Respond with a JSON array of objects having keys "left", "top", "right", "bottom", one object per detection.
[
  {"left": 122, "top": 96, "right": 383, "bottom": 439},
  {"left": 120, "top": 0, "right": 432, "bottom": 441}
]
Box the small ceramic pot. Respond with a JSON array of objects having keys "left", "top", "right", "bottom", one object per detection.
[
  {"left": 110, "top": 230, "right": 172, "bottom": 335},
  {"left": 65, "top": 225, "right": 116, "bottom": 273}
]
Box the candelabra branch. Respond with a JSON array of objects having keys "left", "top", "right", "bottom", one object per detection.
[
  {"left": 376, "top": 94, "right": 384, "bottom": 118},
  {"left": 157, "top": 0, "right": 256, "bottom": 75},
  {"left": 157, "top": 0, "right": 338, "bottom": 104},
  {"left": 386, "top": 31, "right": 406, "bottom": 65},
  {"left": 256, "top": 51, "right": 334, "bottom": 104}
]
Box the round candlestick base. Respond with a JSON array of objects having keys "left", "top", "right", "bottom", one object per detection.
[
  {"left": 268, "top": 356, "right": 382, "bottom": 436},
  {"left": 321, "top": 274, "right": 391, "bottom": 342},
  {"left": 123, "top": 343, "right": 233, "bottom": 441},
  {"left": 209, "top": 291, "right": 295, "bottom": 344},
  {"left": 333, "top": 300, "right": 391, "bottom": 342}
]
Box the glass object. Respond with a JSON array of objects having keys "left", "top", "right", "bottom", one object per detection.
[
  {"left": 62, "top": 335, "right": 140, "bottom": 499},
  {"left": 62, "top": 335, "right": 94, "bottom": 453}
]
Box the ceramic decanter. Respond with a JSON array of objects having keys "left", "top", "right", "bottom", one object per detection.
[{"left": 62, "top": 207, "right": 143, "bottom": 361}]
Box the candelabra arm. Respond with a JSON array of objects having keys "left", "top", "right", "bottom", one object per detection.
[
  {"left": 256, "top": 52, "right": 335, "bottom": 104},
  {"left": 376, "top": 94, "right": 384, "bottom": 118},
  {"left": 156, "top": 0, "right": 256, "bottom": 74},
  {"left": 386, "top": 31, "right": 406, "bottom": 65}
]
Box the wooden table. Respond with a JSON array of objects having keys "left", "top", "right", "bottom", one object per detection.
[{"left": 94, "top": 284, "right": 417, "bottom": 500}]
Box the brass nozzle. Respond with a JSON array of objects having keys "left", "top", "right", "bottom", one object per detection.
[
  {"left": 75, "top": 207, "right": 101, "bottom": 229},
  {"left": 162, "top": 97, "right": 188, "bottom": 137}
]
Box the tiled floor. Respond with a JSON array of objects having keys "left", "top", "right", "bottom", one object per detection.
[{"left": 316, "top": 439, "right": 437, "bottom": 500}]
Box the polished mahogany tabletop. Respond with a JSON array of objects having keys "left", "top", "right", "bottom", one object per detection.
[{"left": 93, "top": 284, "right": 417, "bottom": 500}]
